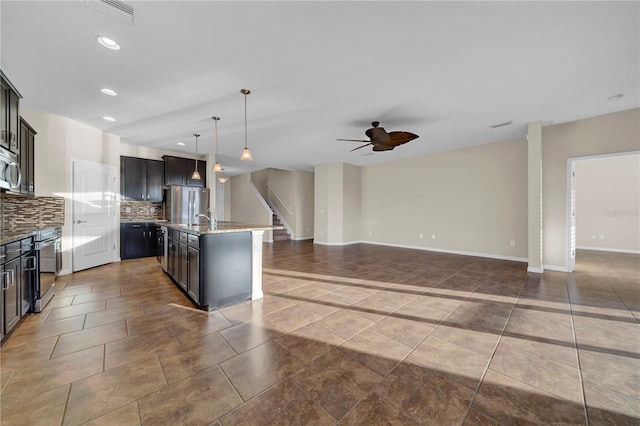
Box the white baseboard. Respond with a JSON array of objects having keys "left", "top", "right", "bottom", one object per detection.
[
  {"left": 314, "top": 239, "right": 528, "bottom": 263},
  {"left": 57, "top": 268, "right": 72, "bottom": 276},
  {"left": 292, "top": 236, "right": 314, "bottom": 241},
  {"left": 543, "top": 264, "right": 570, "bottom": 272},
  {"left": 576, "top": 246, "right": 640, "bottom": 254},
  {"left": 527, "top": 266, "right": 544, "bottom": 274},
  {"left": 313, "top": 240, "right": 361, "bottom": 246}
]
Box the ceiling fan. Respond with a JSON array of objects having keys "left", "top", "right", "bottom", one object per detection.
[{"left": 338, "top": 121, "right": 419, "bottom": 152}]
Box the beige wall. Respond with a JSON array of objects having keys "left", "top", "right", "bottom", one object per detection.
[
  {"left": 542, "top": 108, "right": 640, "bottom": 269},
  {"left": 229, "top": 172, "right": 273, "bottom": 241},
  {"left": 361, "top": 138, "right": 528, "bottom": 260},
  {"left": 575, "top": 154, "right": 640, "bottom": 252},
  {"left": 266, "top": 168, "right": 314, "bottom": 240},
  {"left": 292, "top": 170, "right": 314, "bottom": 239}
]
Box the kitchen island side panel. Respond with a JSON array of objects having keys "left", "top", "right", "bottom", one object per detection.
[{"left": 200, "top": 232, "right": 252, "bottom": 310}]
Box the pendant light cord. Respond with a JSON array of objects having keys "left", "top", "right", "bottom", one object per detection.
[{"left": 244, "top": 92, "right": 248, "bottom": 149}]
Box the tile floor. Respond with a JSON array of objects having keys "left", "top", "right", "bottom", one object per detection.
[{"left": 1, "top": 243, "right": 638, "bottom": 425}]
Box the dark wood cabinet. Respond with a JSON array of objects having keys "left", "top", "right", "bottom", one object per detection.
[
  {"left": 187, "top": 245, "right": 200, "bottom": 303},
  {"left": 120, "top": 156, "right": 164, "bottom": 201},
  {"left": 1, "top": 240, "right": 22, "bottom": 336},
  {"left": 163, "top": 155, "right": 206, "bottom": 188},
  {"left": 19, "top": 117, "right": 36, "bottom": 196},
  {"left": 120, "top": 223, "right": 159, "bottom": 260},
  {"left": 1, "top": 71, "right": 22, "bottom": 154}
]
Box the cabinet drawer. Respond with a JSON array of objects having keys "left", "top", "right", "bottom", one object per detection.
[
  {"left": 2, "top": 241, "right": 21, "bottom": 264},
  {"left": 187, "top": 234, "right": 199, "bottom": 249}
]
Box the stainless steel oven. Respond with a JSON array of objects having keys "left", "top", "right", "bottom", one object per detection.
[
  {"left": 33, "top": 227, "right": 61, "bottom": 312},
  {"left": 0, "top": 147, "right": 21, "bottom": 191}
]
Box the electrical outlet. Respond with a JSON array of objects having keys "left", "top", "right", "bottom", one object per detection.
[
  {"left": 510, "top": 240, "right": 516, "bottom": 247},
  {"left": 419, "top": 233, "right": 423, "bottom": 239},
  {"left": 431, "top": 234, "right": 436, "bottom": 240},
  {"left": 150, "top": 207, "right": 155, "bottom": 213},
  {"left": 599, "top": 234, "right": 605, "bottom": 240},
  {"left": 125, "top": 207, "right": 131, "bottom": 213},
  {"left": 591, "top": 234, "right": 596, "bottom": 240}
]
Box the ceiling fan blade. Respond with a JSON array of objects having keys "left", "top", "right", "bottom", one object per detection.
[
  {"left": 350, "top": 143, "right": 372, "bottom": 152},
  {"left": 337, "top": 138, "right": 369, "bottom": 143}
]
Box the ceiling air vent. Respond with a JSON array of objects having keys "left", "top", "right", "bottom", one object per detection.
[{"left": 83, "top": 0, "right": 136, "bottom": 25}]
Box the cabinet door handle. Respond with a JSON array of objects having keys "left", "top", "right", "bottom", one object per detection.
[
  {"left": 74, "top": 220, "right": 87, "bottom": 224},
  {"left": 1, "top": 270, "right": 14, "bottom": 290}
]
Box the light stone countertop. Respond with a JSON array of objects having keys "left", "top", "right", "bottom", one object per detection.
[{"left": 159, "top": 221, "right": 283, "bottom": 236}]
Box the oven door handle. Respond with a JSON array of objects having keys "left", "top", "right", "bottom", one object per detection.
[{"left": 25, "top": 255, "right": 37, "bottom": 271}]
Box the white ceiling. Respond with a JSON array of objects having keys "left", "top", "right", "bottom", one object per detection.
[{"left": 1, "top": 1, "right": 638, "bottom": 176}]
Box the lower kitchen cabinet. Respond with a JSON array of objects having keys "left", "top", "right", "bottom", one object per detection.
[
  {"left": 120, "top": 222, "right": 159, "bottom": 260},
  {"left": 2, "top": 255, "right": 20, "bottom": 334},
  {"left": 162, "top": 228, "right": 251, "bottom": 311},
  {"left": 1, "top": 236, "right": 33, "bottom": 339},
  {"left": 176, "top": 232, "right": 200, "bottom": 302}
]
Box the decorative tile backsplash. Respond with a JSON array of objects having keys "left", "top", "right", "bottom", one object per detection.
[
  {"left": 120, "top": 201, "right": 164, "bottom": 221},
  {"left": 0, "top": 194, "right": 65, "bottom": 231}
]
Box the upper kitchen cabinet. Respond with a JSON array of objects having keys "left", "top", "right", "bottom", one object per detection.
[
  {"left": 163, "top": 155, "right": 206, "bottom": 188},
  {"left": 120, "top": 156, "right": 164, "bottom": 201},
  {"left": 0, "top": 71, "right": 22, "bottom": 154},
  {"left": 19, "top": 117, "right": 36, "bottom": 196}
]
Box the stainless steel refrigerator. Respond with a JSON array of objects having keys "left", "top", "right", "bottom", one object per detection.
[{"left": 165, "top": 186, "right": 210, "bottom": 225}]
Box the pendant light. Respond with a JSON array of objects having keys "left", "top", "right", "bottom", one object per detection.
[
  {"left": 212, "top": 116, "right": 223, "bottom": 173},
  {"left": 191, "top": 133, "right": 201, "bottom": 180},
  {"left": 217, "top": 174, "right": 228, "bottom": 184},
  {"left": 240, "top": 89, "right": 253, "bottom": 161}
]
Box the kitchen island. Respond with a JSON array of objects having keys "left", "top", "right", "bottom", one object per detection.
[{"left": 159, "top": 221, "right": 282, "bottom": 311}]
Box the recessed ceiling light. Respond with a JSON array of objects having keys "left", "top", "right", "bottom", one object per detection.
[
  {"left": 608, "top": 93, "right": 623, "bottom": 101},
  {"left": 100, "top": 88, "right": 117, "bottom": 96},
  {"left": 96, "top": 36, "right": 120, "bottom": 50},
  {"left": 177, "top": 142, "right": 185, "bottom": 146},
  {"left": 102, "top": 116, "right": 116, "bottom": 122}
]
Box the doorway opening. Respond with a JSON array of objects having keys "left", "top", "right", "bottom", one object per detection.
[{"left": 567, "top": 151, "right": 640, "bottom": 272}]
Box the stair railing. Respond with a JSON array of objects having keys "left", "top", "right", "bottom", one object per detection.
[{"left": 266, "top": 182, "right": 293, "bottom": 215}]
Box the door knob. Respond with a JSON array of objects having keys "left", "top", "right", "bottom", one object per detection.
[{"left": 74, "top": 219, "right": 87, "bottom": 224}]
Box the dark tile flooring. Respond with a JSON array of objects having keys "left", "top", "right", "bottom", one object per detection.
[{"left": 1, "top": 243, "right": 638, "bottom": 425}]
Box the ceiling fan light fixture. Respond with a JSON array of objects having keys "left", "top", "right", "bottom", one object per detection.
[
  {"left": 192, "top": 133, "right": 201, "bottom": 180},
  {"left": 240, "top": 89, "right": 253, "bottom": 162}
]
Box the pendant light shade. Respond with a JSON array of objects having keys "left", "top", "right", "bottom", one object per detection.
[
  {"left": 191, "top": 133, "right": 201, "bottom": 180},
  {"left": 217, "top": 174, "right": 228, "bottom": 184},
  {"left": 240, "top": 89, "right": 253, "bottom": 161},
  {"left": 212, "top": 116, "right": 223, "bottom": 173}
]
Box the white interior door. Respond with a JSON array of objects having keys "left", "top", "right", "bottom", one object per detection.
[{"left": 72, "top": 160, "right": 117, "bottom": 272}]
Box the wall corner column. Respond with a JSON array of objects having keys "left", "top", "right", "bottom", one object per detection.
[{"left": 527, "top": 121, "right": 543, "bottom": 273}]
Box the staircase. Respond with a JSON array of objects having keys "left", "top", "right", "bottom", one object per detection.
[{"left": 272, "top": 213, "right": 291, "bottom": 241}]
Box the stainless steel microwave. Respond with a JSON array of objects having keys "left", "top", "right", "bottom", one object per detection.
[{"left": 0, "top": 147, "right": 21, "bottom": 191}]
